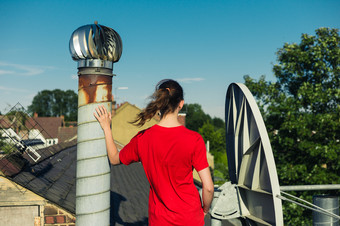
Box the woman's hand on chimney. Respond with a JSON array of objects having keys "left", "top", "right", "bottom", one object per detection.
[{"left": 94, "top": 105, "right": 112, "bottom": 132}]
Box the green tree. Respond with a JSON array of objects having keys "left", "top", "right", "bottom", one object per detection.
[
  {"left": 198, "top": 121, "right": 228, "bottom": 183},
  {"left": 182, "top": 103, "right": 211, "bottom": 132},
  {"left": 244, "top": 27, "right": 340, "bottom": 224},
  {"left": 0, "top": 131, "right": 13, "bottom": 154},
  {"left": 0, "top": 109, "right": 29, "bottom": 154},
  {"left": 6, "top": 110, "right": 29, "bottom": 132},
  {"left": 198, "top": 121, "right": 225, "bottom": 154},
  {"left": 182, "top": 103, "right": 228, "bottom": 183},
  {"left": 28, "top": 89, "right": 78, "bottom": 121},
  {"left": 212, "top": 117, "right": 224, "bottom": 130}
]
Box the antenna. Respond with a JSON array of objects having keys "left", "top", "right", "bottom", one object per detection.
[
  {"left": 210, "top": 83, "right": 283, "bottom": 225},
  {"left": 0, "top": 103, "right": 43, "bottom": 165},
  {"left": 210, "top": 83, "right": 339, "bottom": 225}
]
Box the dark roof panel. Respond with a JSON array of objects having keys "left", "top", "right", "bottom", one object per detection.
[
  {"left": 10, "top": 142, "right": 77, "bottom": 213},
  {"left": 2, "top": 141, "right": 150, "bottom": 224},
  {"left": 110, "top": 163, "right": 149, "bottom": 225}
]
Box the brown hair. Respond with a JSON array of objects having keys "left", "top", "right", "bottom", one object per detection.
[{"left": 132, "top": 79, "right": 184, "bottom": 127}]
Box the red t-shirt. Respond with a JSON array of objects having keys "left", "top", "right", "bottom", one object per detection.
[{"left": 119, "top": 125, "right": 209, "bottom": 226}]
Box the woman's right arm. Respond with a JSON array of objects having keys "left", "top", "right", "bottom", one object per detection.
[{"left": 94, "top": 105, "right": 121, "bottom": 165}]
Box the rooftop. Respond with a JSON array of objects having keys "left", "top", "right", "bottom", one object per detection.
[{"left": 0, "top": 139, "right": 150, "bottom": 225}]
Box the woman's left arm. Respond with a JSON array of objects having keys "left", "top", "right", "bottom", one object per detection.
[
  {"left": 198, "top": 167, "right": 214, "bottom": 216},
  {"left": 94, "top": 105, "right": 121, "bottom": 165}
]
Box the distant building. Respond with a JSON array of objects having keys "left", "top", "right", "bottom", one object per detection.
[
  {"left": 57, "top": 127, "right": 77, "bottom": 143},
  {"left": 1, "top": 113, "right": 77, "bottom": 161},
  {"left": 25, "top": 113, "right": 77, "bottom": 146},
  {"left": 111, "top": 102, "right": 160, "bottom": 146},
  {"left": 177, "top": 113, "right": 186, "bottom": 127},
  {"left": 0, "top": 140, "right": 78, "bottom": 226},
  {"left": 0, "top": 174, "right": 76, "bottom": 226}
]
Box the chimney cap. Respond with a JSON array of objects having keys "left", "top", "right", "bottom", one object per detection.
[{"left": 69, "top": 23, "right": 123, "bottom": 64}]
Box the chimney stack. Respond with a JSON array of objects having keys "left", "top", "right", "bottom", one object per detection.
[{"left": 69, "top": 22, "right": 122, "bottom": 226}]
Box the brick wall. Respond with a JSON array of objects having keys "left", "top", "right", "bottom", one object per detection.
[
  {"left": 0, "top": 176, "right": 76, "bottom": 226},
  {"left": 177, "top": 113, "right": 186, "bottom": 126},
  {"left": 44, "top": 205, "right": 75, "bottom": 226}
]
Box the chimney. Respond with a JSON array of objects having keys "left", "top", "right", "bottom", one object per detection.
[
  {"left": 69, "top": 22, "right": 122, "bottom": 226},
  {"left": 178, "top": 113, "right": 186, "bottom": 127},
  {"left": 112, "top": 94, "right": 117, "bottom": 116},
  {"left": 60, "top": 115, "right": 65, "bottom": 127}
]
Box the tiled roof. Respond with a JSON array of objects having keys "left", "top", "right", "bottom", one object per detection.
[
  {"left": 110, "top": 163, "right": 149, "bottom": 225},
  {"left": 57, "top": 127, "right": 77, "bottom": 143},
  {"left": 1, "top": 141, "right": 150, "bottom": 225},
  {"left": 25, "top": 117, "right": 63, "bottom": 139},
  {"left": 0, "top": 115, "right": 11, "bottom": 129},
  {"left": 13, "top": 143, "right": 77, "bottom": 212}
]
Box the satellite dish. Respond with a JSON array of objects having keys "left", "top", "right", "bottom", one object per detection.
[{"left": 224, "top": 83, "right": 283, "bottom": 225}]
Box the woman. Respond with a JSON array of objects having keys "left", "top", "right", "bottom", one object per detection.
[{"left": 94, "top": 79, "right": 214, "bottom": 225}]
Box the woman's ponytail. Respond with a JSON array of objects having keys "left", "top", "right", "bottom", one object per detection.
[{"left": 131, "top": 79, "right": 184, "bottom": 127}]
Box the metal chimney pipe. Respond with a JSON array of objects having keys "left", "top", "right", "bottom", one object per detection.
[
  {"left": 69, "top": 22, "right": 122, "bottom": 226},
  {"left": 313, "top": 195, "right": 339, "bottom": 226}
]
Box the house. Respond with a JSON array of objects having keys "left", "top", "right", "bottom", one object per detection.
[
  {"left": 1, "top": 112, "right": 76, "bottom": 151},
  {"left": 25, "top": 113, "right": 64, "bottom": 146},
  {"left": 111, "top": 102, "right": 160, "bottom": 146},
  {"left": 57, "top": 127, "right": 77, "bottom": 143},
  {"left": 0, "top": 175, "right": 75, "bottom": 226},
  {"left": 1, "top": 112, "right": 77, "bottom": 166},
  {"left": 0, "top": 140, "right": 77, "bottom": 226}
]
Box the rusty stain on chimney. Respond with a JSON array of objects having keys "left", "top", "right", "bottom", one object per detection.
[{"left": 78, "top": 74, "right": 112, "bottom": 106}]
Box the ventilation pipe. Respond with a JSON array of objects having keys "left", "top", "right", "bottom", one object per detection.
[
  {"left": 69, "top": 22, "right": 122, "bottom": 225},
  {"left": 313, "top": 195, "right": 339, "bottom": 226}
]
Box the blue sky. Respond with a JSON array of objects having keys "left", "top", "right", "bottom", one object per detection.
[{"left": 0, "top": 0, "right": 339, "bottom": 119}]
